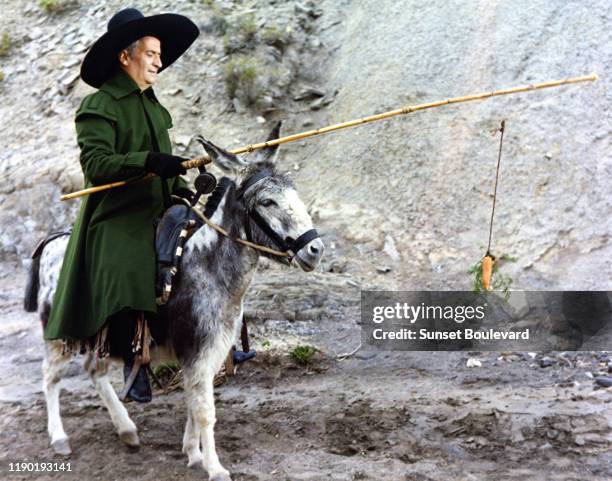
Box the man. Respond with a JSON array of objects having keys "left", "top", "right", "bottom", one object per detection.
[{"left": 44, "top": 8, "right": 199, "bottom": 402}]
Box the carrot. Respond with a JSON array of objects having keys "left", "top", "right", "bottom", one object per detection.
[{"left": 482, "top": 255, "right": 494, "bottom": 290}]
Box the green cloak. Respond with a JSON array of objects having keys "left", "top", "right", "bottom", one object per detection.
[{"left": 44, "top": 69, "right": 187, "bottom": 341}]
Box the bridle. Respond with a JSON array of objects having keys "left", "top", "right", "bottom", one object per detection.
[{"left": 200, "top": 170, "right": 320, "bottom": 261}]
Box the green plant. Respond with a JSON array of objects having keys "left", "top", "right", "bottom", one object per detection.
[
  {"left": 260, "top": 25, "right": 291, "bottom": 48},
  {"left": 223, "top": 56, "right": 262, "bottom": 105},
  {"left": 153, "top": 361, "right": 181, "bottom": 379},
  {"left": 261, "top": 339, "right": 271, "bottom": 348},
  {"left": 237, "top": 14, "right": 257, "bottom": 45},
  {"left": 290, "top": 345, "right": 316, "bottom": 365},
  {"left": 39, "top": 0, "right": 58, "bottom": 13},
  {"left": 223, "top": 13, "right": 258, "bottom": 53},
  {"left": 39, "top": 0, "right": 77, "bottom": 14},
  {"left": 0, "top": 33, "right": 10, "bottom": 57},
  {"left": 209, "top": 6, "right": 228, "bottom": 36},
  {"left": 0, "top": 70, "right": 4, "bottom": 82},
  {"left": 468, "top": 253, "right": 517, "bottom": 300}
]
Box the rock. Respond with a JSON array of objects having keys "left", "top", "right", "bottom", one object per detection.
[
  {"left": 467, "top": 358, "right": 482, "bottom": 368},
  {"left": 232, "top": 97, "right": 247, "bottom": 114},
  {"left": 256, "top": 116, "right": 266, "bottom": 124},
  {"left": 61, "top": 58, "right": 80, "bottom": 69},
  {"left": 174, "top": 135, "right": 192, "bottom": 148},
  {"left": 309, "top": 37, "right": 322, "bottom": 49},
  {"left": 28, "top": 27, "right": 43, "bottom": 40},
  {"left": 294, "top": 86, "right": 325, "bottom": 101},
  {"left": 539, "top": 357, "right": 555, "bottom": 368},
  {"left": 58, "top": 72, "right": 80, "bottom": 95},
  {"left": 594, "top": 376, "right": 612, "bottom": 388},
  {"left": 375, "top": 265, "right": 391, "bottom": 273},
  {"left": 383, "top": 235, "right": 401, "bottom": 261},
  {"left": 327, "top": 259, "right": 347, "bottom": 273},
  {"left": 295, "top": 2, "right": 323, "bottom": 18},
  {"left": 309, "top": 89, "right": 338, "bottom": 110},
  {"left": 355, "top": 351, "right": 377, "bottom": 360}
]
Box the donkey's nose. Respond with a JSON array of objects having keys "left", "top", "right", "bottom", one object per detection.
[{"left": 308, "top": 244, "right": 320, "bottom": 255}]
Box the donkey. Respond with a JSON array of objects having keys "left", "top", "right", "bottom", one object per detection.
[{"left": 24, "top": 124, "right": 324, "bottom": 481}]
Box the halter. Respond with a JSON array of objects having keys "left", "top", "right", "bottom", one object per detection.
[
  {"left": 201, "top": 171, "right": 320, "bottom": 260},
  {"left": 239, "top": 170, "right": 320, "bottom": 260}
]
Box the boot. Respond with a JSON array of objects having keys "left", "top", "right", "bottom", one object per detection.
[
  {"left": 233, "top": 349, "right": 256, "bottom": 364},
  {"left": 123, "top": 351, "right": 152, "bottom": 403}
]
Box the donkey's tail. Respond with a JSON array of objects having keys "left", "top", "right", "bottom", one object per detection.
[{"left": 24, "top": 254, "right": 41, "bottom": 312}]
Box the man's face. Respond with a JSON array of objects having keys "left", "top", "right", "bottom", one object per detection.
[{"left": 119, "top": 36, "right": 162, "bottom": 90}]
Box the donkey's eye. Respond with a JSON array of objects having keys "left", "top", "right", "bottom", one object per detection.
[{"left": 259, "top": 199, "right": 277, "bottom": 208}]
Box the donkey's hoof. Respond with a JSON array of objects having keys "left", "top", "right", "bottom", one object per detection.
[
  {"left": 119, "top": 430, "right": 140, "bottom": 448},
  {"left": 51, "top": 438, "right": 72, "bottom": 456},
  {"left": 210, "top": 473, "right": 232, "bottom": 481},
  {"left": 187, "top": 457, "right": 204, "bottom": 470}
]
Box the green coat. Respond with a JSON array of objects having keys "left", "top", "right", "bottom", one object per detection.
[{"left": 44, "top": 69, "right": 187, "bottom": 341}]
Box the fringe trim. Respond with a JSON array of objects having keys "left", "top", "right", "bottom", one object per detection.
[
  {"left": 133, "top": 312, "right": 151, "bottom": 365},
  {"left": 58, "top": 313, "right": 151, "bottom": 365}
]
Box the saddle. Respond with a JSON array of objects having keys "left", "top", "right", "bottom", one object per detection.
[{"left": 154, "top": 200, "right": 204, "bottom": 305}]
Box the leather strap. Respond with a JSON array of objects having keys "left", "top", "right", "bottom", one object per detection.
[{"left": 119, "top": 357, "right": 142, "bottom": 402}]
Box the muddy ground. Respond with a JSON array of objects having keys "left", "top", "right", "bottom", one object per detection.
[{"left": 0, "top": 260, "right": 611, "bottom": 481}]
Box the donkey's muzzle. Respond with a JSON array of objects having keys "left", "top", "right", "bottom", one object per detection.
[{"left": 294, "top": 237, "right": 325, "bottom": 272}]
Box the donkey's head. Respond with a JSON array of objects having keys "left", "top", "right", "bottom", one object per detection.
[{"left": 197, "top": 123, "right": 324, "bottom": 272}]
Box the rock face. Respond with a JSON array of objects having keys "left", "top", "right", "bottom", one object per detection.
[{"left": 1, "top": 0, "right": 610, "bottom": 290}]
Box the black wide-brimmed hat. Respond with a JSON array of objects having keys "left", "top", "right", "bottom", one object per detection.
[{"left": 81, "top": 8, "right": 199, "bottom": 88}]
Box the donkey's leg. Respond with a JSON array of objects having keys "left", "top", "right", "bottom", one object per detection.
[
  {"left": 184, "top": 358, "right": 231, "bottom": 481},
  {"left": 182, "top": 392, "right": 203, "bottom": 469},
  {"left": 42, "top": 341, "right": 72, "bottom": 455},
  {"left": 85, "top": 355, "right": 139, "bottom": 448}
]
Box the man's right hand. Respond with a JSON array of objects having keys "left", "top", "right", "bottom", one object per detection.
[{"left": 145, "top": 152, "right": 188, "bottom": 178}]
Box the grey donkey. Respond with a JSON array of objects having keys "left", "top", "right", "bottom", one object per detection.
[{"left": 24, "top": 124, "right": 325, "bottom": 481}]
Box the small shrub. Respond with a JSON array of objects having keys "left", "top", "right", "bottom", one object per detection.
[
  {"left": 153, "top": 361, "right": 181, "bottom": 380},
  {"left": 0, "top": 70, "right": 4, "bottom": 82},
  {"left": 223, "top": 56, "right": 262, "bottom": 105},
  {"left": 39, "top": 0, "right": 59, "bottom": 13},
  {"left": 0, "top": 33, "right": 10, "bottom": 57},
  {"left": 209, "top": 6, "right": 228, "bottom": 36},
  {"left": 290, "top": 345, "right": 316, "bottom": 365},
  {"left": 223, "top": 14, "right": 258, "bottom": 53},
  {"left": 237, "top": 14, "right": 257, "bottom": 46},
  {"left": 39, "top": 0, "right": 78, "bottom": 14},
  {"left": 260, "top": 25, "right": 291, "bottom": 48}
]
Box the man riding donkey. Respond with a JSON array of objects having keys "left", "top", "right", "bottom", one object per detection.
[{"left": 44, "top": 8, "right": 202, "bottom": 402}]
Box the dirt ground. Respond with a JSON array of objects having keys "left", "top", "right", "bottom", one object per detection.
[{"left": 0, "top": 260, "right": 611, "bottom": 481}]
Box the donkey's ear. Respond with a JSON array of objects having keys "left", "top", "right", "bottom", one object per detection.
[
  {"left": 254, "top": 121, "right": 282, "bottom": 165},
  {"left": 194, "top": 135, "right": 248, "bottom": 173}
]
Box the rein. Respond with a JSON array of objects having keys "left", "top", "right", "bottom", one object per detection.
[{"left": 200, "top": 213, "right": 289, "bottom": 257}]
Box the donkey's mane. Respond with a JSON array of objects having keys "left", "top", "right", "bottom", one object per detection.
[{"left": 203, "top": 177, "right": 233, "bottom": 218}]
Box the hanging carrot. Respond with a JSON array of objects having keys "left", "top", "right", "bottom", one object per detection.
[{"left": 482, "top": 254, "right": 494, "bottom": 290}]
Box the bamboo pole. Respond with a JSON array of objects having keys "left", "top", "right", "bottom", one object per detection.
[{"left": 61, "top": 73, "right": 598, "bottom": 201}]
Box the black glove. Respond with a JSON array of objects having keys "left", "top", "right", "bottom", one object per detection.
[
  {"left": 173, "top": 187, "right": 196, "bottom": 203},
  {"left": 145, "top": 152, "right": 188, "bottom": 179}
]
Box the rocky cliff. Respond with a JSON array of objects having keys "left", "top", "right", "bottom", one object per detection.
[{"left": 1, "top": 0, "right": 610, "bottom": 290}]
